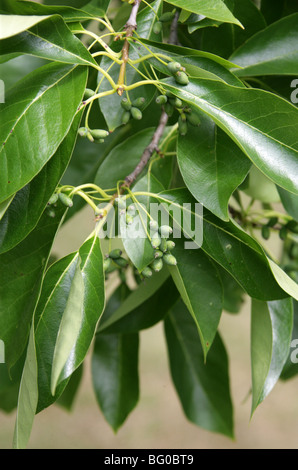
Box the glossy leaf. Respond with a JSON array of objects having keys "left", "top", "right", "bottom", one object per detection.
[
  {"left": 13, "top": 323, "right": 38, "bottom": 449},
  {"left": 0, "top": 111, "right": 82, "bottom": 255},
  {"left": 277, "top": 186, "right": 298, "bottom": 221},
  {"left": 92, "top": 331, "right": 139, "bottom": 432},
  {"left": 98, "top": 272, "right": 179, "bottom": 334},
  {"left": 177, "top": 114, "right": 251, "bottom": 220},
  {"left": 155, "top": 188, "right": 288, "bottom": 300},
  {"left": 98, "top": 0, "right": 163, "bottom": 131},
  {"left": 281, "top": 300, "right": 298, "bottom": 380},
  {"left": 56, "top": 364, "right": 83, "bottom": 411},
  {"left": 162, "top": 78, "right": 298, "bottom": 196},
  {"left": 251, "top": 298, "right": 293, "bottom": 414},
  {"left": 164, "top": 0, "right": 242, "bottom": 27},
  {"left": 268, "top": 259, "right": 298, "bottom": 302},
  {"left": 217, "top": 265, "right": 245, "bottom": 314},
  {"left": 0, "top": 16, "right": 97, "bottom": 66},
  {"left": 0, "top": 62, "right": 88, "bottom": 203},
  {"left": 0, "top": 14, "right": 50, "bottom": 39},
  {"left": 0, "top": 205, "right": 67, "bottom": 369},
  {"left": 231, "top": 14, "right": 298, "bottom": 76},
  {"left": 164, "top": 301, "right": 234, "bottom": 437},
  {"left": 168, "top": 238, "right": 223, "bottom": 357}
]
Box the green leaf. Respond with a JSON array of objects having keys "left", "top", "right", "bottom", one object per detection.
[
  {"left": 177, "top": 115, "right": 251, "bottom": 220},
  {"left": 0, "top": 14, "right": 50, "bottom": 39},
  {"left": 251, "top": 298, "right": 293, "bottom": 414},
  {"left": 281, "top": 300, "right": 298, "bottom": 380},
  {"left": 277, "top": 186, "right": 298, "bottom": 221},
  {"left": 164, "top": 301, "right": 234, "bottom": 437},
  {"left": 0, "top": 195, "right": 14, "bottom": 221},
  {"left": 13, "top": 322, "right": 38, "bottom": 449},
  {"left": 243, "top": 166, "right": 281, "bottom": 203},
  {"left": 268, "top": 259, "right": 298, "bottom": 302},
  {"left": 231, "top": 14, "right": 298, "bottom": 76},
  {"left": 0, "top": 205, "right": 67, "bottom": 369},
  {"left": 98, "top": 272, "right": 179, "bottom": 334},
  {"left": 92, "top": 331, "right": 139, "bottom": 432},
  {"left": 35, "top": 234, "right": 105, "bottom": 399},
  {"left": 0, "top": 62, "right": 88, "bottom": 204},
  {"left": 162, "top": 78, "right": 298, "bottom": 196},
  {"left": 154, "top": 188, "right": 288, "bottom": 300},
  {"left": 167, "top": 238, "right": 223, "bottom": 357},
  {"left": 0, "top": 110, "right": 82, "bottom": 255},
  {"left": 56, "top": 364, "right": 83, "bottom": 411},
  {"left": 98, "top": 0, "right": 163, "bottom": 131},
  {"left": 217, "top": 265, "right": 245, "bottom": 314},
  {"left": 0, "top": 16, "right": 97, "bottom": 66},
  {"left": 164, "top": 0, "right": 242, "bottom": 27}
]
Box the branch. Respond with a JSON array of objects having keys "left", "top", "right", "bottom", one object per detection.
[
  {"left": 123, "top": 110, "right": 169, "bottom": 186},
  {"left": 117, "top": 0, "right": 142, "bottom": 96},
  {"left": 168, "top": 10, "right": 180, "bottom": 45}
]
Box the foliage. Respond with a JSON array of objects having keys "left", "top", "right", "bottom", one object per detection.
[{"left": 0, "top": 0, "right": 298, "bottom": 448}]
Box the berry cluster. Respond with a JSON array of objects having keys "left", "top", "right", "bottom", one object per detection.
[
  {"left": 121, "top": 97, "right": 146, "bottom": 125},
  {"left": 46, "top": 191, "right": 73, "bottom": 218},
  {"left": 261, "top": 217, "right": 298, "bottom": 241},
  {"left": 153, "top": 10, "right": 177, "bottom": 35}
]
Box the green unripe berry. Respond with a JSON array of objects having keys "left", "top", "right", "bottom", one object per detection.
[
  {"left": 121, "top": 98, "right": 131, "bottom": 111},
  {"left": 103, "top": 258, "right": 112, "bottom": 271},
  {"left": 175, "top": 71, "right": 189, "bottom": 85},
  {"left": 151, "top": 232, "right": 161, "bottom": 249},
  {"left": 149, "top": 220, "right": 159, "bottom": 232},
  {"left": 126, "top": 213, "right": 134, "bottom": 225},
  {"left": 279, "top": 226, "right": 288, "bottom": 240},
  {"left": 169, "top": 97, "right": 183, "bottom": 108},
  {"left": 90, "top": 129, "right": 109, "bottom": 140},
  {"left": 159, "top": 225, "right": 173, "bottom": 238},
  {"left": 286, "top": 220, "right": 298, "bottom": 233},
  {"left": 167, "top": 61, "right": 182, "bottom": 74},
  {"left": 267, "top": 217, "right": 278, "bottom": 227},
  {"left": 166, "top": 240, "right": 175, "bottom": 251},
  {"left": 154, "top": 250, "right": 163, "bottom": 259},
  {"left": 186, "top": 111, "right": 201, "bottom": 127},
  {"left": 151, "top": 258, "right": 163, "bottom": 273},
  {"left": 159, "top": 11, "right": 176, "bottom": 23},
  {"left": 178, "top": 115, "right": 188, "bottom": 136},
  {"left": 78, "top": 127, "right": 89, "bottom": 138},
  {"left": 109, "top": 248, "right": 122, "bottom": 259},
  {"left": 48, "top": 193, "right": 58, "bottom": 205},
  {"left": 156, "top": 95, "right": 168, "bottom": 105},
  {"left": 141, "top": 267, "right": 153, "bottom": 278},
  {"left": 127, "top": 204, "right": 136, "bottom": 215},
  {"left": 153, "top": 21, "right": 162, "bottom": 35},
  {"left": 132, "top": 97, "right": 145, "bottom": 109},
  {"left": 163, "top": 253, "right": 177, "bottom": 266},
  {"left": 131, "top": 107, "right": 143, "bottom": 120},
  {"left": 121, "top": 110, "right": 131, "bottom": 125},
  {"left": 113, "top": 257, "right": 128, "bottom": 268},
  {"left": 58, "top": 192, "right": 73, "bottom": 208},
  {"left": 261, "top": 225, "right": 270, "bottom": 240},
  {"left": 164, "top": 102, "right": 174, "bottom": 117},
  {"left": 83, "top": 88, "right": 96, "bottom": 100}
]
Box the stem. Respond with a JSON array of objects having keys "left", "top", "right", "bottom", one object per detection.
[
  {"left": 168, "top": 10, "right": 180, "bottom": 45},
  {"left": 123, "top": 110, "right": 169, "bottom": 186}
]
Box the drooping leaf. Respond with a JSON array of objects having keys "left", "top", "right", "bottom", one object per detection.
[
  {"left": 0, "top": 15, "right": 97, "bottom": 66},
  {"left": 92, "top": 331, "right": 139, "bottom": 432},
  {"left": 162, "top": 77, "right": 298, "bottom": 196},
  {"left": 164, "top": 0, "right": 242, "bottom": 27},
  {"left": 0, "top": 205, "right": 67, "bottom": 369},
  {"left": 56, "top": 364, "right": 83, "bottom": 411},
  {"left": 0, "top": 110, "right": 82, "bottom": 255},
  {"left": 217, "top": 265, "right": 246, "bottom": 314},
  {"left": 251, "top": 298, "right": 293, "bottom": 415},
  {"left": 164, "top": 301, "right": 234, "bottom": 437},
  {"left": 277, "top": 186, "right": 298, "bottom": 221},
  {"left": 177, "top": 114, "right": 251, "bottom": 220},
  {"left": 231, "top": 14, "right": 298, "bottom": 76},
  {"left": 281, "top": 300, "right": 298, "bottom": 380},
  {"left": 0, "top": 14, "right": 50, "bottom": 39},
  {"left": 167, "top": 238, "right": 223, "bottom": 357},
  {"left": 0, "top": 62, "right": 88, "bottom": 203}
]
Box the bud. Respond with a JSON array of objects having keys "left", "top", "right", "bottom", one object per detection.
[
  {"left": 267, "top": 216, "right": 278, "bottom": 227},
  {"left": 151, "top": 232, "right": 161, "bottom": 249},
  {"left": 159, "top": 11, "right": 176, "bottom": 23},
  {"left": 132, "top": 97, "right": 145, "bottom": 109},
  {"left": 175, "top": 71, "right": 189, "bottom": 86},
  {"left": 130, "top": 107, "right": 143, "bottom": 120},
  {"left": 151, "top": 258, "right": 163, "bottom": 272},
  {"left": 186, "top": 111, "right": 201, "bottom": 127},
  {"left": 121, "top": 98, "right": 131, "bottom": 111},
  {"left": 48, "top": 193, "right": 58, "bottom": 205},
  {"left": 167, "top": 61, "right": 182, "bottom": 75},
  {"left": 153, "top": 21, "right": 162, "bottom": 35},
  {"left": 141, "top": 266, "right": 153, "bottom": 278},
  {"left": 156, "top": 95, "right": 168, "bottom": 105},
  {"left": 113, "top": 257, "right": 128, "bottom": 268},
  {"left": 159, "top": 225, "right": 173, "bottom": 238},
  {"left": 58, "top": 192, "right": 73, "bottom": 208},
  {"left": 261, "top": 225, "right": 270, "bottom": 240},
  {"left": 160, "top": 237, "right": 168, "bottom": 253},
  {"left": 154, "top": 250, "right": 163, "bottom": 259},
  {"left": 78, "top": 127, "right": 89, "bottom": 138},
  {"left": 166, "top": 240, "right": 175, "bottom": 251},
  {"left": 83, "top": 88, "right": 96, "bottom": 100},
  {"left": 149, "top": 220, "right": 159, "bottom": 232},
  {"left": 169, "top": 97, "right": 183, "bottom": 108},
  {"left": 90, "top": 129, "right": 109, "bottom": 140},
  {"left": 126, "top": 213, "right": 134, "bottom": 225},
  {"left": 178, "top": 115, "right": 188, "bottom": 136},
  {"left": 121, "top": 110, "right": 131, "bottom": 125},
  {"left": 109, "top": 248, "right": 122, "bottom": 259},
  {"left": 127, "top": 204, "right": 136, "bottom": 215},
  {"left": 163, "top": 253, "right": 177, "bottom": 266}
]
